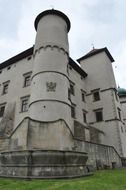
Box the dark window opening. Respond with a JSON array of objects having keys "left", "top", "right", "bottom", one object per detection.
[
  {"left": 70, "top": 83, "right": 75, "bottom": 95},
  {"left": 71, "top": 105, "right": 76, "bottom": 118},
  {"left": 118, "top": 108, "right": 121, "bottom": 120},
  {"left": 95, "top": 110, "right": 103, "bottom": 122},
  {"left": 115, "top": 91, "right": 118, "bottom": 101},
  {"left": 21, "top": 97, "right": 29, "bottom": 112},
  {"left": 68, "top": 88, "right": 71, "bottom": 100},
  {"left": 93, "top": 91, "right": 100, "bottom": 101},
  {"left": 3, "top": 83, "right": 9, "bottom": 95},
  {"left": 0, "top": 106, "right": 5, "bottom": 117},
  {"left": 81, "top": 90, "right": 86, "bottom": 102},
  {"left": 83, "top": 112, "right": 87, "bottom": 123},
  {"left": 24, "top": 73, "right": 32, "bottom": 87}
]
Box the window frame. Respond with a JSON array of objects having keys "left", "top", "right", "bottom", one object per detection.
[
  {"left": 114, "top": 90, "right": 118, "bottom": 101},
  {"left": 92, "top": 89, "right": 100, "bottom": 102},
  {"left": 82, "top": 110, "right": 87, "bottom": 123},
  {"left": 0, "top": 103, "right": 6, "bottom": 117},
  {"left": 117, "top": 107, "right": 121, "bottom": 121},
  {"left": 2, "top": 81, "right": 10, "bottom": 95},
  {"left": 81, "top": 90, "right": 86, "bottom": 102},
  {"left": 70, "top": 81, "right": 75, "bottom": 96},
  {"left": 20, "top": 96, "right": 30, "bottom": 113},
  {"left": 71, "top": 104, "right": 76, "bottom": 118},
  {"left": 94, "top": 108, "right": 103, "bottom": 122},
  {"left": 23, "top": 71, "right": 32, "bottom": 87}
]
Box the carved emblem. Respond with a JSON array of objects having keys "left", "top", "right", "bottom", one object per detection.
[{"left": 46, "top": 82, "right": 56, "bottom": 92}]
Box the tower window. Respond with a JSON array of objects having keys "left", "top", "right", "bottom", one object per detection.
[
  {"left": 23, "top": 72, "right": 32, "bottom": 87},
  {"left": 118, "top": 108, "right": 121, "bottom": 120},
  {"left": 83, "top": 110, "right": 87, "bottom": 123},
  {"left": 81, "top": 90, "right": 86, "bottom": 102},
  {"left": 94, "top": 109, "right": 103, "bottom": 122},
  {"left": 121, "top": 126, "right": 123, "bottom": 133},
  {"left": 92, "top": 90, "right": 100, "bottom": 101},
  {"left": 70, "top": 82, "right": 75, "bottom": 95},
  {"left": 71, "top": 104, "right": 76, "bottom": 118},
  {"left": 21, "top": 96, "right": 30, "bottom": 112},
  {"left": 68, "top": 88, "right": 71, "bottom": 100},
  {"left": 115, "top": 90, "right": 118, "bottom": 101}
]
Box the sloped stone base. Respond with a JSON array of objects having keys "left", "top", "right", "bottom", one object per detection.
[{"left": 0, "top": 150, "right": 91, "bottom": 178}]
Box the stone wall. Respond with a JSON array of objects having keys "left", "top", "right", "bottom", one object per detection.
[
  {"left": 74, "top": 139, "right": 122, "bottom": 169},
  {"left": 0, "top": 150, "right": 89, "bottom": 178}
]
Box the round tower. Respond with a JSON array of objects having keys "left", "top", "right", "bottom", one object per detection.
[
  {"left": 0, "top": 10, "right": 89, "bottom": 179},
  {"left": 29, "top": 10, "right": 72, "bottom": 127}
]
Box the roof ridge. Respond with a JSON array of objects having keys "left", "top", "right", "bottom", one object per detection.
[{"left": 77, "top": 47, "right": 114, "bottom": 63}]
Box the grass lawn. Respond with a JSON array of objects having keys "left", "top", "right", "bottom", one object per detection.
[{"left": 0, "top": 169, "right": 126, "bottom": 190}]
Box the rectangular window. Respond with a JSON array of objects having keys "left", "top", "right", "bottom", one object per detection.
[
  {"left": 118, "top": 108, "right": 121, "bottom": 120},
  {"left": 2, "top": 81, "right": 10, "bottom": 95},
  {"left": 23, "top": 72, "right": 32, "bottom": 87},
  {"left": 83, "top": 110, "right": 87, "bottom": 123},
  {"left": 94, "top": 109, "right": 103, "bottom": 122},
  {"left": 92, "top": 90, "right": 100, "bottom": 101},
  {"left": 68, "top": 88, "right": 71, "bottom": 100},
  {"left": 115, "top": 90, "right": 118, "bottom": 101},
  {"left": 81, "top": 90, "right": 86, "bottom": 102},
  {"left": 71, "top": 104, "right": 76, "bottom": 118},
  {"left": 21, "top": 96, "right": 30, "bottom": 112},
  {"left": 0, "top": 104, "right": 6, "bottom": 117},
  {"left": 121, "top": 126, "right": 123, "bottom": 133},
  {"left": 70, "top": 82, "right": 75, "bottom": 95}
]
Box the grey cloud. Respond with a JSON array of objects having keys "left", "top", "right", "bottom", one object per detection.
[{"left": 0, "top": 0, "right": 24, "bottom": 39}]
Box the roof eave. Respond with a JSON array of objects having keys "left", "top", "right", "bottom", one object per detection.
[
  {"left": 77, "top": 47, "right": 115, "bottom": 63},
  {"left": 69, "top": 58, "right": 88, "bottom": 78},
  {"left": 0, "top": 47, "right": 33, "bottom": 70}
]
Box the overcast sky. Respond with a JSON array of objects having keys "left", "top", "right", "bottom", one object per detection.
[{"left": 0, "top": 0, "right": 126, "bottom": 87}]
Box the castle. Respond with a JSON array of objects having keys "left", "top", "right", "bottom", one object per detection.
[{"left": 0, "top": 9, "right": 125, "bottom": 178}]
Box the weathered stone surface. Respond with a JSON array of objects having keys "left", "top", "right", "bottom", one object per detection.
[
  {"left": 27, "top": 119, "right": 74, "bottom": 150},
  {"left": 74, "top": 120, "right": 85, "bottom": 140},
  {"left": 0, "top": 150, "right": 89, "bottom": 178},
  {"left": 0, "top": 102, "right": 15, "bottom": 137},
  {"left": 74, "top": 140, "right": 122, "bottom": 169}
]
